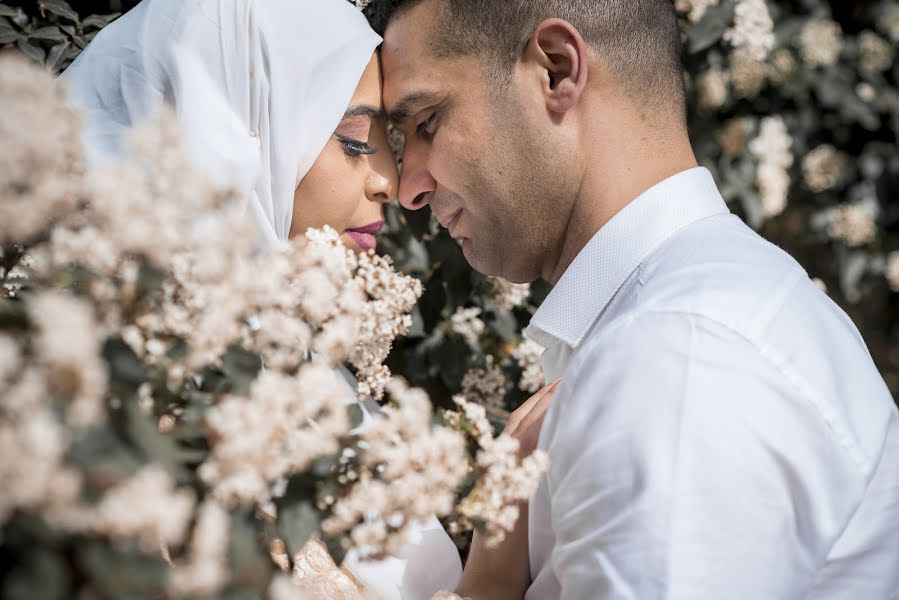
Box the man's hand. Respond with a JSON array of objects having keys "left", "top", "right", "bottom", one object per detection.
[
  {"left": 455, "top": 379, "right": 560, "bottom": 600},
  {"left": 504, "top": 378, "right": 560, "bottom": 458}
]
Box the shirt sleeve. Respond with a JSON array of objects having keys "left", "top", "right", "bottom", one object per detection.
[{"left": 541, "top": 311, "right": 866, "bottom": 600}]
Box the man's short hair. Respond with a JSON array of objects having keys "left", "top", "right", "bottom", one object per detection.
[{"left": 366, "top": 0, "right": 686, "bottom": 123}]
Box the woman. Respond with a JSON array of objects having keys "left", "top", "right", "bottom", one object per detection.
[{"left": 61, "top": 0, "right": 463, "bottom": 597}]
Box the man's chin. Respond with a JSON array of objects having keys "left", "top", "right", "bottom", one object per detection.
[{"left": 460, "top": 240, "right": 535, "bottom": 283}]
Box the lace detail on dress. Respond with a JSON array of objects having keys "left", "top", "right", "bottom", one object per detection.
[{"left": 293, "top": 538, "right": 369, "bottom": 600}]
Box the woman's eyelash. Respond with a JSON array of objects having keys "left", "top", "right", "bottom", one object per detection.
[{"left": 336, "top": 134, "right": 377, "bottom": 157}]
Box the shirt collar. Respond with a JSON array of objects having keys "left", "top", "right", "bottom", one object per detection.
[{"left": 525, "top": 167, "right": 729, "bottom": 350}]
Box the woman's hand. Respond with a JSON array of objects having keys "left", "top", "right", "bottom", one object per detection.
[{"left": 454, "top": 379, "right": 560, "bottom": 600}]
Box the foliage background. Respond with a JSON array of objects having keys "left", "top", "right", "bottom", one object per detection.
[{"left": 4, "top": 0, "right": 896, "bottom": 413}]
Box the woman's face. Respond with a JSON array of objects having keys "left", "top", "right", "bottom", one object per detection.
[{"left": 289, "top": 52, "right": 397, "bottom": 253}]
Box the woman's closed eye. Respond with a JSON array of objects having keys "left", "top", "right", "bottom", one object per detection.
[{"left": 337, "top": 134, "right": 377, "bottom": 158}]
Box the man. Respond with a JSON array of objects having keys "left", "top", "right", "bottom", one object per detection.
[{"left": 366, "top": 1, "right": 899, "bottom": 598}]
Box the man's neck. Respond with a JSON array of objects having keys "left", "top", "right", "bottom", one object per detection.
[{"left": 542, "top": 124, "right": 699, "bottom": 286}]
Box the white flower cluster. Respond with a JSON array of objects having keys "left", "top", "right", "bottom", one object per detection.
[
  {"left": 461, "top": 356, "right": 507, "bottom": 411},
  {"left": 199, "top": 366, "right": 350, "bottom": 507},
  {"left": 488, "top": 277, "right": 531, "bottom": 311},
  {"left": 345, "top": 244, "right": 423, "bottom": 399},
  {"left": 0, "top": 336, "right": 82, "bottom": 524},
  {"left": 449, "top": 306, "right": 485, "bottom": 346},
  {"left": 798, "top": 19, "right": 844, "bottom": 68},
  {"left": 322, "top": 379, "right": 468, "bottom": 559},
  {"left": 168, "top": 501, "right": 231, "bottom": 597},
  {"left": 90, "top": 465, "right": 196, "bottom": 552},
  {"left": 749, "top": 116, "right": 794, "bottom": 218},
  {"left": 858, "top": 31, "right": 894, "bottom": 72},
  {"left": 0, "top": 54, "right": 83, "bottom": 245},
  {"left": 512, "top": 338, "right": 545, "bottom": 394},
  {"left": 447, "top": 396, "right": 549, "bottom": 548},
  {"left": 827, "top": 199, "right": 878, "bottom": 247},
  {"left": 724, "top": 0, "right": 775, "bottom": 62},
  {"left": 675, "top": 0, "right": 720, "bottom": 24},
  {"left": 696, "top": 66, "right": 729, "bottom": 110},
  {"left": 802, "top": 144, "right": 848, "bottom": 193}
]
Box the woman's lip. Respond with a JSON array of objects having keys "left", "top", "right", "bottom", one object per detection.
[
  {"left": 346, "top": 220, "right": 384, "bottom": 235},
  {"left": 344, "top": 230, "right": 377, "bottom": 252}
]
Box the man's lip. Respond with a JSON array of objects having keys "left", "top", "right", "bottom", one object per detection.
[
  {"left": 346, "top": 220, "right": 384, "bottom": 235},
  {"left": 438, "top": 209, "right": 463, "bottom": 235}
]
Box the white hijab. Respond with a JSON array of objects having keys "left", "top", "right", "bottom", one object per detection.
[{"left": 62, "top": 0, "right": 381, "bottom": 249}]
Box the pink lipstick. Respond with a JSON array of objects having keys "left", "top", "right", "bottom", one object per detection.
[{"left": 344, "top": 220, "right": 384, "bottom": 252}]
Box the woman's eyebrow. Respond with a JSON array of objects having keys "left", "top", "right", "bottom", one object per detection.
[{"left": 343, "top": 104, "right": 385, "bottom": 121}]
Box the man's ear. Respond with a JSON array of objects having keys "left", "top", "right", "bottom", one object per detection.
[{"left": 524, "top": 19, "right": 588, "bottom": 115}]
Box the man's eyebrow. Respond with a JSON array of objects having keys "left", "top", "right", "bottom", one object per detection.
[
  {"left": 387, "top": 91, "right": 439, "bottom": 125},
  {"left": 343, "top": 104, "right": 385, "bottom": 121}
]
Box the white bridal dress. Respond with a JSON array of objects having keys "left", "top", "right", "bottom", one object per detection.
[{"left": 61, "top": 0, "right": 463, "bottom": 597}]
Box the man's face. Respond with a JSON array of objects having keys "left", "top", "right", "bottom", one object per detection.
[{"left": 381, "top": 0, "right": 573, "bottom": 283}]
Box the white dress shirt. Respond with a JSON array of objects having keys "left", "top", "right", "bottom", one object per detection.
[{"left": 524, "top": 168, "right": 899, "bottom": 599}]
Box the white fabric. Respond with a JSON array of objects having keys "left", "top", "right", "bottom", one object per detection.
[
  {"left": 62, "top": 2, "right": 462, "bottom": 597},
  {"left": 524, "top": 167, "right": 899, "bottom": 599},
  {"left": 61, "top": 0, "right": 379, "bottom": 249}
]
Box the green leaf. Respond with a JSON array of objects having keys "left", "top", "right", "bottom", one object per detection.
[
  {"left": 40, "top": 0, "right": 78, "bottom": 22},
  {"left": 229, "top": 509, "right": 272, "bottom": 591},
  {"left": 15, "top": 38, "right": 45, "bottom": 64},
  {"left": 29, "top": 26, "right": 66, "bottom": 42},
  {"left": 76, "top": 540, "right": 167, "bottom": 599},
  {"left": 221, "top": 345, "right": 262, "bottom": 395},
  {"left": 0, "top": 4, "right": 16, "bottom": 18},
  {"left": 0, "top": 16, "right": 16, "bottom": 44},
  {"left": 277, "top": 499, "right": 323, "bottom": 555},
  {"left": 81, "top": 13, "right": 120, "bottom": 30},
  {"left": 103, "top": 337, "right": 148, "bottom": 389},
  {"left": 687, "top": 0, "right": 734, "bottom": 54},
  {"left": 122, "top": 397, "right": 185, "bottom": 478},
  {"left": 44, "top": 41, "right": 69, "bottom": 73},
  {"left": 2, "top": 548, "right": 69, "bottom": 600},
  {"left": 348, "top": 403, "right": 365, "bottom": 429}
]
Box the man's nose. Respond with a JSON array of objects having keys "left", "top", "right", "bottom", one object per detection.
[{"left": 398, "top": 142, "right": 435, "bottom": 211}]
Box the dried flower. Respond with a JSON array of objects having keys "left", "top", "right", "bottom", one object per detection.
[
  {"left": 729, "top": 49, "right": 769, "bottom": 98},
  {"left": 461, "top": 357, "right": 507, "bottom": 411},
  {"left": 798, "top": 19, "right": 843, "bottom": 67},
  {"left": 30, "top": 291, "right": 107, "bottom": 426},
  {"left": 169, "top": 500, "right": 230, "bottom": 597},
  {"left": 724, "top": 0, "right": 775, "bottom": 62},
  {"left": 91, "top": 465, "right": 196, "bottom": 552},
  {"left": 749, "top": 116, "right": 794, "bottom": 218},
  {"left": 449, "top": 307, "right": 485, "bottom": 346},
  {"left": 199, "top": 366, "right": 350, "bottom": 507},
  {"left": 696, "top": 66, "right": 729, "bottom": 110},
  {"left": 675, "top": 0, "right": 720, "bottom": 23},
  {"left": 802, "top": 145, "right": 848, "bottom": 193},
  {"left": 512, "top": 339, "right": 545, "bottom": 394},
  {"left": 323, "top": 379, "right": 468, "bottom": 559},
  {"left": 0, "top": 54, "right": 83, "bottom": 246},
  {"left": 858, "top": 31, "right": 893, "bottom": 72},
  {"left": 447, "top": 397, "right": 549, "bottom": 548},
  {"left": 488, "top": 277, "right": 531, "bottom": 311},
  {"left": 828, "top": 199, "right": 878, "bottom": 247}
]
